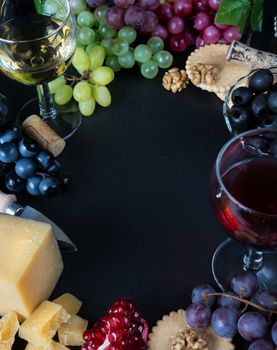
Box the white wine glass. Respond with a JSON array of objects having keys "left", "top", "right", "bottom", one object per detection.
[{"left": 0, "top": 0, "right": 82, "bottom": 139}]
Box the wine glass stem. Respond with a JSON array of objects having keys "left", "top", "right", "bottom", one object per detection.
[
  {"left": 243, "top": 247, "right": 263, "bottom": 271},
  {"left": 37, "top": 83, "right": 57, "bottom": 120}
]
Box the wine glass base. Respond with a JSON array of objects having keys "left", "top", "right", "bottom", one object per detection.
[
  {"left": 212, "top": 238, "right": 277, "bottom": 291},
  {"left": 17, "top": 98, "right": 82, "bottom": 140}
]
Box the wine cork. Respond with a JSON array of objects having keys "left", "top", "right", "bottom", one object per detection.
[{"left": 22, "top": 115, "right": 65, "bottom": 157}]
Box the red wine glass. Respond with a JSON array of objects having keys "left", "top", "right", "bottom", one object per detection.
[{"left": 210, "top": 128, "right": 277, "bottom": 291}]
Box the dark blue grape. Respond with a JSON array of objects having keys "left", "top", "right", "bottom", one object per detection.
[
  {"left": 35, "top": 150, "right": 54, "bottom": 170},
  {"left": 26, "top": 176, "right": 43, "bottom": 196},
  {"left": 272, "top": 321, "right": 277, "bottom": 345},
  {"left": 252, "top": 95, "right": 270, "bottom": 120},
  {"left": 48, "top": 160, "right": 61, "bottom": 175},
  {"left": 39, "top": 176, "right": 60, "bottom": 197},
  {"left": 19, "top": 137, "right": 40, "bottom": 157},
  {"left": 217, "top": 291, "right": 241, "bottom": 310},
  {"left": 5, "top": 171, "right": 26, "bottom": 192},
  {"left": 0, "top": 161, "right": 13, "bottom": 176},
  {"left": 186, "top": 303, "right": 211, "bottom": 329},
  {"left": 191, "top": 284, "right": 216, "bottom": 307},
  {"left": 231, "top": 271, "right": 257, "bottom": 298},
  {"left": 15, "top": 158, "right": 36, "bottom": 179},
  {"left": 8, "top": 123, "right": 21, "bottom": 139},
  {"left": 238, "top": 312, "right": 268, "bottom": 341},
  {"left": 249, "top": 69, "right": 274, "bottom": 94},
  {"left": 251, "top": 290, "right": 277, "bottom": 312},
  {"left": 231, "top": 87, "right": 253, "bottom": 106},
  {"left": 0, "top": 130, "right": 16, "bottom": 144},
  {"left": 58, "top": 173, "right": 72, "bottom": 191},
  {"left": 0, "top": 142, "right": 18, "bottom": 163},
  {"left": 211, "top": 307, "right": 238, "bottom": 338},
  {"left": 248, "top": 339, "right": 275, "bottom": 350}
]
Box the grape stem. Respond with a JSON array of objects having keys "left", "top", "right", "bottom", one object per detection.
[{"left": 204, "top": 292, "right": 277, "bottom": 315}]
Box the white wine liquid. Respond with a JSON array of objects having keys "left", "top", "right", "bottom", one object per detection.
[{"left": 0, "top": 14, "right": 75, "bottom": 85}]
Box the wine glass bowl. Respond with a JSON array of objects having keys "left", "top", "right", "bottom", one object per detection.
[
  {"left": 223, "top": 67, "right": 277, "bottom": 136},
  {"left": 210, "top": 129, "right": 277, "bottom": 291}
]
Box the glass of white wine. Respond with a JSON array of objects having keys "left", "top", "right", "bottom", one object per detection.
[{"left": 0, "top": 0, "right": 81, "bottom": 139}]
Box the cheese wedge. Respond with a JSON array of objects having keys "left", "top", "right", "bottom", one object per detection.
[
  {"left": 53, "top": 294, "right": 82, "bottom": 315},
  {"left": 19, "top": 301, "right": 70, "bottom": 347},
  {"left": 25, "top": 341, "right": 70, "bottom": 350},
  {"left": 0, "top": 311, "right": 19, "bottom": 350},
  {"left": 0, "top": 214, "right": 63, "bottom": 320},
  {"left": 58, "top": 314, "right": 88, "bottom": 346}
]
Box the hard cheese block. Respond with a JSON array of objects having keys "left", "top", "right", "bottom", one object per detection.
[
  {"left": 0, "top": 214, "right": 63, "bottom": 320},
  {"left": 53, "top": 294, "right": 82, "bottom": 315},
  {"left": 0, "top": 311, "right": 19, "bottom": 350},
  {"left": 58, "top": 315, "right": 88, "bottom": 346},
  {"left": 25, "top": 340, "right": 70, "bottom": 350},
  {"left": 19, "top": 301, "right": 70, "bottom": 347}
]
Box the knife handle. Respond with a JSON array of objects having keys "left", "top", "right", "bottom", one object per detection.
[{"left": 0, "top": 191, "right": 17, "bottom": 214}]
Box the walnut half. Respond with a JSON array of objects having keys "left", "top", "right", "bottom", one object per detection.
[
  {"left": 170, "top": 328, "right": 209, "bottom": 350},
  {"left": 162, "top": 68, "right": 190, "bottom": 93},
  {"left": 190, "top": 63, "right": 218, "bottom": 85}
]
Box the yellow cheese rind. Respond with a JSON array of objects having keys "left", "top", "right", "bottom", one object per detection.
[
  {"left": 58, "top": 314, "right": 88, "bottom": 346},
  {"left": 25, "top": 341, "right": 70, "bottom": 350},
  {"left": 0, "top": 311, "right": 19, "bottom": 350},
  {"left": 19, "top": 301, "right": 70, "bottom": 347},
  {"left": 53, "top": 294, "right": 82, "bottom": 315},
  {"left": 0, "top": 214, "right": 63, "bottom": 320}
]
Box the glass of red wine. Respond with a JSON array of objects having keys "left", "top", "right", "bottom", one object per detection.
[{"left": 210, "top": 128, "right": 277, "bottom": 291}]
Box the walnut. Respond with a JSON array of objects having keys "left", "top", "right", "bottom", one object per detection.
[
  {"left": 190, "top": 63, "right": 218, "bottom": 85},
  {"left": 170, "top": 328, "right": 209, "bottom": 350},
  {"left": 162, "top": 68, "right": 190, "bottom": 93}
]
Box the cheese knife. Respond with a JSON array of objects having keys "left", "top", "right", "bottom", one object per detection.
[{"left": 0, "top": 191, "right": 77, "bottom": 253}]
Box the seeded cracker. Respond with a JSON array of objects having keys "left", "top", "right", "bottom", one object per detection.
[{"left": 147, "top": 309, "right": 234, "bottom": 350}]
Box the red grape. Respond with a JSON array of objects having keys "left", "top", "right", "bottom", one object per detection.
[
  {"left": 114, "top": 0, "right": 134, "bottom": 8},
  {"left": 169, "top": 33, "right": 188, "bottom": 52},
  {"left": 124, "top": 6, "right": 145, "bottom": 28},
  {"left": 223, "top": 25, "right": 241, "bottom": 43},
  {"left": 194, "top": 0, "right": 209, "bottom": 13},
  {"left": 151, "top": 24, "right": 168, "bottom": 40},
  {"left": 105, "top": 6, "right": 125, "bottom": 29},
  {"left": 195, "top": 34, "right": 207, "bottom": 48},
  {"left": 139, "top": 10, "right": 158, "bottom": 33},
  {"left": 194, "top": 12, "right": 211, "bottom": 31},
  {"left": 139, "top": 0, "right": 159, "bottom": 11},
  {"left": 167, "top": 16, "right": 185, "bottom": 34},
  {"left": 155, "top": 3, "right": 173, "bottom": 22},
  {"left": 203, "top": 25, "right": 221, "bottom": 43},
  {"left": 215, "top": 23, "right": 229, "bottom": 30},
  {"left": 173, "top": 0, "right": 193, "bottom": 17},
  {"left": 184, "top": 29, "right": 197, "bottom": 46},
  {"left": 208, "top": 0, "right": 221, "bottom": 10}
]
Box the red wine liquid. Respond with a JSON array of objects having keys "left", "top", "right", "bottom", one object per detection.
[{"left": 212, "top": 157, "right": 277, "bottom": 250}]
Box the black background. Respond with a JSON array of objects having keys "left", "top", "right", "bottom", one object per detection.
[{"left": 2, "top": 1, "right": 277, "bottom": 348}]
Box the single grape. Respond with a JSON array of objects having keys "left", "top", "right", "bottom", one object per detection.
[
  {"left": 101, "top": 38, "right": 114, "bottom": 55},
  {"left": 231, "top": 271, "right": 257, "bottom": 298},
  {"left": 186, "top": 303, "right": 211, "bottom": 330},
  {"left": 5, "top": 171, "right": 26, "bottom": 192},
  {"left": 134, "top": 44, "right": 152, "bottom": 63},
  {"left": 86, "top": 0, "right": 106, "bottom": 7},
  {"left": 184, "top": 29, "right": 197, "bottom": 46},
  {"left": 208, "top": 0, "right": 221, "bottom": 10},
  {"left": 193, "top": 0, "right": 209, "bottom": 12},
  {"left": 217, "top": 291, "right": 241, "bottom": 310},
  {"left": 92, "top": 85, "right": 112, "bottom": 107},
  {"left": 44, "top": 0, "right": 58, "bottom": 15},
  {"left": 54, "top": 85, "right": 73, "bottom": 105},
  {"left": 39, "top": 176, "right": 60, "bottom": 197},
  {"left": 78, "top": 27, "right": 96, "bottom": 45},
  {"left": 139, "top": 0, "right": 159, "bottom": 11},
  {"left": 238, "top": 312, "right": 268, "bottom": 342},
  {"left": 90, "top": 66, "right": 114, "bottom": 85},
  {"left": 118, "top": 50, "right": 135, "bottom": 68},
  {"left": 153, "top": 50, "right": 173, "bottom": 69},
  {"left": 155, "top": 3, "right": 173, "bottom": 22},
  {"left": 124, "top": 6, "right": 146, "bottom": 29},
  {"left": 203, "top": 25, "right": 221, "bottom": 44},
  {"left": 98, "top": 24, "right": 116, "bottom": 38},
  {"left": 111, "top": 38, "right": 129, "bottom": 56},
  {"left": 169, "top": 33, "right": 188, "bottom": 52},
  {"left": 191, "top": 284, "right": 216, "bottom": 308},
  {"left": 8, "top": 124, "right": 21, "bottom": 139},
  {"left": 72, "top": 47, "right": 90, "bottom": 73},
  {"left": 35, "top": 150, "right": 54, "bottom": 170},
  {"left": 223, "top": 26, "right": 242, "bottom": 43},
  {"left": 118, "top": 26, "right": 137, "bottom": 44},
  {"left": 0, "top": 161, "right": 12, "bottom": 176},
  {"left": 211, "top": 307, "right": 238, "bottom": 338},
  {"left": 0, "top": 101, "right": 8, "bottom": 120},
  {"left": 73, "top": 81, "right": 92, "bottom": 102},
  {"left": 151, "top": 24, "right": 168, "bottom": 41},
  {"left": 215, "top": 23, "right": 229, "bottom": 30},
  {"left": 251, "top": 290, "right": 277, "bottom": 312},
  {"left": 114, "top": 0, "right": 135, "bottom": 9},
  {"left": 70, "top": 0, "right": 86, "bottom": 15},
  {"left": 167, "top": 16, "right": 185, "bottom": 35},
  {"left": 106, "top": 55, "right": 122, "bottom": 72},
  {"left": 0, "top": 143, "right": 18, "bottom": 163},
  {"left": 0, "top": 130, "right": 17, "bottom": 144},
  {"left": 48, "top": 160, "right": 62, "bottom": 175},
  {"left": 77, "top": 11, "right": 96, "bottom": 27},
  {"left": 147, "top": 36, "right": 164, "bottom": 53},
  {"left": 141, "top": 60, "right": 158, "bottom": 79},
  {"left": 79, "top": 97, "right": 96, "bottom": 116},
  {"left": 48, "top": 75, "right": 66, "bottom": 94},
  {"left": 249, "top": 340, "right": 275, "bottom": 350},
  {"left": 139, "top": 11, "right": 158, "bottom": 34},
  {"left": 58, "top": 173, "right": 72, "bottom": 191},
  {"left": 105, "top": 6, "right": 125, "bottom": 30},
  {"left": 88, "top": 45, "right": 106, "bottom": 70},
  {"left": 194, "top": 12, "right": 211, "bottom": 31},
  {"left": 26, "top": 175, "right": 43, "bottom": 196},
  {"left": 173, "top": 0, "right": 193, "bottom": 17},
  {"left": 195, "top": 34, "right": 207, "bottom": 48},
  {"left": 95, "top": 5, "right": 109, "bottom": 23},
  {"left": 272, "top": 321, "right": 277, "bottom": 345},
  {"left": 18, "top": 137, "right": 40, "bottom": 158},
  {"left": 15, "top": 158, "right": 36, "bottom": 179}
]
